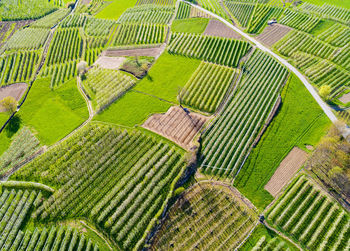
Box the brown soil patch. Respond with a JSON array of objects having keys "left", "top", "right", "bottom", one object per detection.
[
  {"left": 93, "top": 56, "right": 126, "bottom": 70},
  {"left": 339, "top": 92, "right": 350, "bottom": 104},
  {"left": 103, "top": 44, "right": 165, "bottom": 59},
  {"left": 265, "top": 147, "right": 308, "bottom": 197},
  {"left": 203, "top": 19, "right": 241, "bottom": 39},
  {"left": 0, "top": 83, "right": 27, "bottom": 111},
  {"left": 143, "top": 106, "right": 208, "bottom": 150},
  {"left": 256, "top": 24, "right": 292, "bottom": 47}
]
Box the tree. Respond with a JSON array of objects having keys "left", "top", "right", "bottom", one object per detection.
[
  {"left": 319, "top": 85, "right": 331, "bottom": 100},
  {"left": 0, "top": 96, "right": 17, "bottom": 114},
  {"left": 77, "top": 61, "right": 88, "bottom": 76}
]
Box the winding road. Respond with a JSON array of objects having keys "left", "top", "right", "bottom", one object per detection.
[{"left": 183, "top": 1, "right": 338, "bottom": 124}]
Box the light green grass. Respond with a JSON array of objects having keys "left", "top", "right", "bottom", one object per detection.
[
  {"left": 310, "top": 19, "right": 336, "bottom": 36},
  {"left": 304, "top": 0, "right": 350, "bottom": 9},
  {"left": 134, "top": 52, "right": 201, "bottom": 103},
  {"left": 171, "top": 18, "right": 209, "bottom": 34},
  {"left": 0, "top": 113, "right": 11, "bottom": 155},
  {"left": 234, "top": 74, "right": 331, "bottom": 210},
  {"left": 17, "top": 77, "right": 88, "bottom": 146},
  {"left": 239, "top": 224, "right": 299, "bottom": 251},
  {"left": 94, "top": 91, "right": 171, "bottom": 127},
  {"left": 95, "top": 0, "right": 137, "bottom": 19}
]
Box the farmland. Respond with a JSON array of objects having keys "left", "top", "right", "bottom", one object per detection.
[
  {"left": 0, "top": 0, "right": 349, "bottom": 250},
  {"left": 267, "top": 175, "right": 350, "bottom": 250},
  {"left": 151, "top": 181, "right": 257, "bottom": 250},
  {"left": 201, "top": 50, "right": 289, "bottom": 178},
  {"left": 82, "top": 67, "right": 136, "bottom": 112}
]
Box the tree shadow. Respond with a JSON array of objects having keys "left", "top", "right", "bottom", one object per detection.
[
  {"left": 5, "top": 115, "right": 22, "bottom": 138},
  {"left": 146, "top": 74, "right": 153, "bottom": 82}
]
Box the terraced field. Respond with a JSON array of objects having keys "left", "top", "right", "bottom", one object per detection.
[{"left": 0, "top": 0, "right": 349, "bottom": 250}]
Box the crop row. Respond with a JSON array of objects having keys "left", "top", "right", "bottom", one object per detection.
[
  {"left": 181, "top": 61, "right": 238, "bottom": 114},
  {"left": 201, "top": 50, "right": 289, "bottom": 177},
  {"left": 41, "top": 60, "right": 78, "bottom": 88},
  {"left": 31, "top": 9, "right": 70, "bottom": 28},
  {"left": 0, "top": 127, "right": 40, "bottom": 177},
  {"left": 318, "top": 23, "right": 350, "bottom": 47},
  {"left": 224, "top": 1, "right": 255, "bottom": 28},
  {"left": 274, "top": 30, "right": 336, "bottom": 59},
  {"left": 266, "top": 175, "right": 350, "bottom": 250},
  {"left": 197, "top": 0, "right": 228, "bottom": 19},
  {"left": 85, "top": 17, "right": 116, "bottom": 37},
  {"left": 176, "top": 2, "right": 191, "bottom": 19},
  {"left": 300, "top": 3, "right": 350, "bottom": 24},
  {"left": 2, "top": 28, "right": 50, "bottom": 51},
  {"left": 0, "top": 50, "right": 39, "bottom": 86},
  {"left": 0, "top": 0, "right": 58, "bottom": 21},
  {"left": 117, "top": 5, "right": 174, "bottom": 24},
  {"left": 1, "top": 210, "right": 99, "bottom": 250},
  {"left": 0, "top": 188, "right": 42, "bottom": 249},
  {"left": 110, "top": 23, "right": 168, "bottom": 46},
  {"left": 247, "top": 5, "right": 283, "bottom": 33},
  {"left": 168, "top": 32, "right": 251, "bottom": 68},
  {"left": 12, "top": 123, "right": 187, "bottom": 250},
  {"left": 292, "top": 52, "right": 350, "bottom": 96},
  {"left": 9, "top": 226, "right": 100, "bottom": 251},
  {"left": 153, "top": 182, "right": 256, "bottom": 250},
  {"left": 84, "top": 48, "right": 102, "bottom": 66},
  {"left": 60, "top": 13, "right": 87, "bottom": 28},
  {"left": 82, "top": 67, "right": 136, "bottom": 112},
  {"left": 46, "top": 28, "right": 82, "bottom": 65},
  {"left": 279, "top": 9, "right": 321, "bottom": 33},
  {"left": 331, "top": 43, "right": 350, "bottom": 71},
  {"left": 251, "top": 236, "right": 289, "bottom": 250},
  {"left": 136, "top": 0, "right": 175, "bottom": 6}
]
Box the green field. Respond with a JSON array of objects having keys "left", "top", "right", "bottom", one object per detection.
[
  {"left": 94, "top": 91, "right": 171, "bottom": 127},
  {"left": 305, "top": 0, "right": 350, "bottom": 9},
  {"left": 234, "top": 74, "right": 331, "bottom": 209},
  {"left": 16, "top": 77, "right": 88, "bottom": 145},
  {"left": 134, "top": 52, "right": 201, "bottom": 103},
  {"left": 239, "top": 224, "right": 298, "bottom": 251},
  {"left": 171, "top": 18, "right": 209, "bottom": 33},
  {"left": 95, "top": 0, "right": 138, "bottom": 19}
]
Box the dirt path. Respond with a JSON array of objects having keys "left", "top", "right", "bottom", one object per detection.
[
  {"left": 263, "top": 221, "right": 303, "bottom": 250},
  {"left": 79, "top": 220, "right": 114, "bottom": 251}
]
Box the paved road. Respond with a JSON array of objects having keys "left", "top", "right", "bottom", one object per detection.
[{"left": 184, "top": 1, "right": 338, "bottom": 123}]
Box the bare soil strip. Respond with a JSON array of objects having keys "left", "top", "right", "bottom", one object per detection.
[
  {"left": 103, "top": 44, "right": 165, "bottom": 58},
  {"left": 143, "top": 106, "right": 209, "bottom": 150},
  {"left": 93, "top": 56, "right": 126, "bottom": 70},
  {"left": 265, "top": 147, "right": 308, "bottom": 197},
  {"left": 0, "top": 83, "right": 27, "bottom": 112},
  {"left": 256, "top": 24, "right": 291, "bottom": 47},
  {"left": 339, "top": 92, "right": 350, "bottom": 104},
  {"left": 204, "top": 19, "right": 241, "bottom": 39}
]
